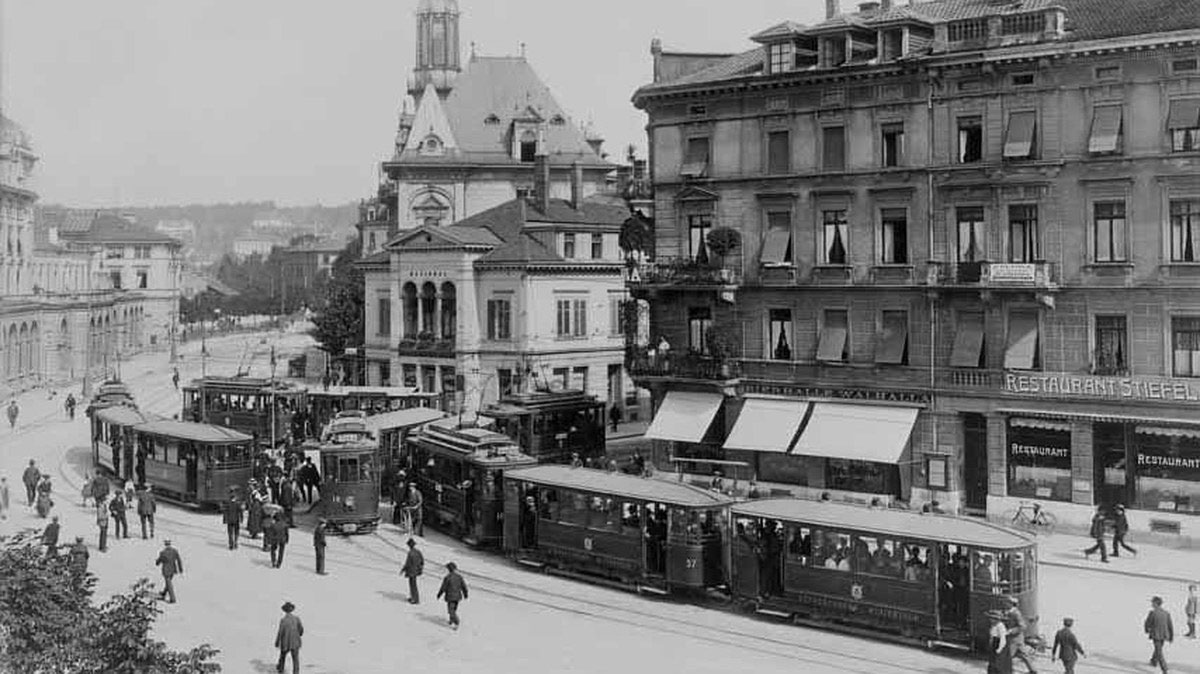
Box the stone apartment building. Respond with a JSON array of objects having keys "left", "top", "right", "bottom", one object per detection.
[{"left": 630, "top": 0, "right": 1200, "bottom": 538}]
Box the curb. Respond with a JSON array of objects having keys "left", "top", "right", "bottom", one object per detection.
[{"left": 1041, "top": 559, "right": 1196, "bottom": 584}]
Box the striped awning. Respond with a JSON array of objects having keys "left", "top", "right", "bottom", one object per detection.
[{"left": 1008, "top": 416, "right": 1072, "bottom": 432}]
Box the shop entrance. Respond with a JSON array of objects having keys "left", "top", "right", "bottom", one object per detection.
[
  {"left": 962, "top": 414, "right": 989, "bottom": 512},
  {"left": 1094, "top": 422, "right": 1131, "bottom": 511}
]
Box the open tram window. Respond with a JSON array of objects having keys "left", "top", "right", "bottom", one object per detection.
[
  {"left": 620, "top": 502, "right": 640, "bottom": 533},
  {"left": 587, "top": 496, "right": 621, "bottom": 532},
  {"left": 901, "top": 543, "right": 931, "bottom": 582},
  {"left": 856, "top": 536, "right": 902, "bottom": 578},
  {"left": 556, "top": 492, "right": 589, "bottom": 527},
  {"left": 995, "top": 550, "right": 1034, "bottom": 593},
  {"left": 337, "top": 457, "right": 360, "bottom": 483},
  {"left": 972, "top": 550, "right": 998, "bottom": 592},
  {"left": 538, "top": 488, "right": 558, "bottom": 520},
  {"left": 358, "top": 454, "right": 374, "bottom": 481},
  {"left": 787, "top": 526, "right": 813, "bottom": 563}
]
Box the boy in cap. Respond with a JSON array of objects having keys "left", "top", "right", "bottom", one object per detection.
[
  {"left": 436, "top": 561, "right": 468, "bottom": 630},
  {"left": 1144, "top": 596, "right": 1173, "bottom": 674},
  {"left": 1052, "top": 617, "right": 1085, "bottom": 673}
]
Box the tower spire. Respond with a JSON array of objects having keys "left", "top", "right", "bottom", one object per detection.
[{"left": 407, "top": 0, "right": 462, "bottom": 104}]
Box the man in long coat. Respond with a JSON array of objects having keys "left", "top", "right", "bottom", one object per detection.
[
  {"left": 109, "top": 489, "right": 129, "bottom": 539},
  {"left": 436, "top": 561, "right": 468, "bottom": 630},
  {"left": 96, "top": 501, "right": 110, "bottom": 552},
  {"left": 401, "top": 538, "right": 424, "bottom": 604},
  {"left": 313, "top": 519, "right": 328, "bottom": 575},
  {"left": 223, "top": 489, "right": 244, "bottom": 550},
  {"left": 155, "top": 539, "right": 184, "bottom": 604},
  {"left": 247, "top": 480, "right": 266, "bottom": 539},
  {"left": 42, "top": 515, "right": 61, "bottom": 556},
  {"left": 68, "top": 536, "right": 90, "bottom": 580},
  {"left": 136, "top": 485, "right": 157, "bottom": 539},
  {"left": 271, "top": 514, "right": 290, "bottom": 568},
  {"left": 1144, "top": 595, "right": 1174, "bottom": 674},
  {"left": 274, "top": 601, "right": 304, "bottom": 674},
  {"left": 22, "top": 459, "right": 40, "bottom": 506}
]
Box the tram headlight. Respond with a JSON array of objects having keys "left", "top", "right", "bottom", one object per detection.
[{"left": 345, "top": 495, "right": 355, "bottom": 511}]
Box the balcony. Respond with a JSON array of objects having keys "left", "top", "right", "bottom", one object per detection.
[
  {"left": 925, "top": 261, "right": 1058, "bottom": 292},
  {"left": 936, "top": 368, "right": 1004, "bottom": 390},
  {"left": 396, "top": 334, "right": 456, "bottom": 358},
  {"left": 626, "top": 345, "right": 740, "bottom": 383},
  {"left": 627, "top": 256, "right": 739, "bottom": 299}
]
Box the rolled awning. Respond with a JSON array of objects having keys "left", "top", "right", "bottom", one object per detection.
[
  {"left": 791, "top": 403, "right": 919, "bottom": 464},
  {"left": 645, "top": 390, "right": 723, "bottom": 443},
  {"left": 723, "top": 398, "right": 810, "bottom": 453},
  {"left": 1136, "top": 424, "right": 1200, "bottom": 439},
  {"left": 1009, "top": 416, "right": 1072, "bottom": 432}
]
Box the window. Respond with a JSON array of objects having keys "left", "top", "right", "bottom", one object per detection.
[
  {"left": 487, "top": 298, "right": 512, "bottom": 340},
  {"left": 1007, "top": 205, "right": 1038, "bottom": 262},
  {"left": 519, "top": 132, "right": 537, "bottom": 162},
  {"left": 768, "top": 309, "right": 792, "bottom": 360},
  {"left": 822, "top": 126, "right": 845, "bottom": 171},
  {"left": 1094, "top": 65, "right": 1121, "bottom": 80},
  {"left": 609, "top": 295, "right": 625, "bottom": 336},
  {"left": 1007, "top": 419, "right": 1073, "bottom": 502},
  {"left": 562, "top": 233, "right": 576, "bottom": 259},
  {"left": 497, "top": 369, "right": 514, "bottom": 397},
  {"left": 881, "top": 123, "right": 904, "bottom": 167},
  {"left": 109, "top": 271, "right": 122, "bottom": 289},
  {"left": 880, "top": 208, "right": 908, "bottom": 264},
  {"left": 958, "top": 117, "right": 983, "bottom": 163},
  {"left": 1000, "top": 13, "right": 1042, "bottom": 35},
  {"left": 377, "top": 298, "right": 391, "bottom": 337},
  {"left": 816, "top": 309, "right": 849, "bottom": 362},
  {"left": 135, "top": 245, "right": 151, "bottom": 259},
  {"left": 875, "top": 310, "right": 908, "bottom": 365},
  {"left": 688, "top": 214, "right": 712, "bottom": 262},
  {"left": 1133, "top": 429, "right": 1200, "bottom": 515},
  {"left": 767, "top": 130, "right": 790, "bottom": 174},
  {"left": 1088, "top": 105, "right": 1123, "bottom": 154},
  {"left": 1004, "top": 311, "right": 1040, "bottom": 370},
  {"left": 135, "top": 269, "right": 149, "bottom": 289},
  {"left": 947, "top": 18, "right": 987, "bottom": 41},
  {"left": 821, "top": 209, "right": 848, "bottom": 264},
  {"left": 768, "top": 42, "right": 794, "bottom": 73},
  {"left": 571, "top": 366, "right": 588, "bottom": 392},
  {"left": 106, "top": 246, "right": 125, "bottom": 260},
  {"left": 1172, "top": 317, "right": 1200, "bottom": 377},
  {"left": 1093, "top": 201, "right": 1127, "bottom": 262},
  {"left": 1167, "top": 99, "right": 1200, "bottom": 152},
  {"left": 760, "top": 211, "right": 793, "bottom": 266},
  {"left": 1011, "top": 73, "right": 1036, "bottom": 86},
  {"left": 1003, "top": 111, "right": 1037, "bottom": 159},
  {"left": 688, "top": 104, "right": 707, "bottom": 116},
  {"left": 591, "top": 233, "right": 603, "bottom": 260},
  {"left": 368, "top": 232, "right": 377, "bottom": 252},
  {"left": 881, "top": 29, "right": 903, "bottom": 61},
  {"left": 484, "top": 114, "right": 501, "bottom": 125},
  {"left": 555, "top": 298, "right": 587, "bottom": 338},
  {"left": 688, "top": 307, "right": 712, "bottom": 354},
  {"left": 1170, "top": 199, "right": 1200, "bottom": 262},
  {"left": 1094, "top": 315, "right": 1127, "bottom": 375},
  {"left": 956, "top": 206, "right": 986, "bottom": 262},
  {"left": 681, "top": 137, "right": 710, "bottom": 177},
  {"left": 1173, "top": 58, "right": 1199, "bottom": 73},
  {"left": 573, "top": 300, "right": 588, "bottom": 337}
]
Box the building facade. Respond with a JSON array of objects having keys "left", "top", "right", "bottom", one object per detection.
[{"left": 631, "top": 0, "right": 1200, "bottom": 539}]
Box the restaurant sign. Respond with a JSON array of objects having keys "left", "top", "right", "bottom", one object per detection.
[
  {"left": 1003, "top": 372, "right": 1200, "bottom": 403},
  {"left": 742, "top": 381, "right": 931, "bottom": 405}
]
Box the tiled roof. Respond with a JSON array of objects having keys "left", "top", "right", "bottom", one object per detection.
[
  {"left": 475, "top": 234, "right": 560, "bottom": 264},
  {"left": 69, "top": 214, "right": 182, "bottom": 245},
  {"left": 751, "top": 21, "right": 809, "bottom": 43},
  {"left": 524, "top": 199, "right": 630, "bottom": 226},
  {"left": 650, "top": 47, "right": 765, "bottom": 89}
]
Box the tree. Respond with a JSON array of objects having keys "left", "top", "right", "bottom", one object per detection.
[
  {"left": 0, "top": 530, "right": 220, "bottom": 673},
  {"left": 311, "top": 237, "right": 364, "bottom": 358},
  {"left": 705, "top": 226, "right": 742, "bottom": 268}
]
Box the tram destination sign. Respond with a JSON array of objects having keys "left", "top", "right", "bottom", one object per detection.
[{"left": 1003, "top": 371, "right": 1200, "bottom": 403}]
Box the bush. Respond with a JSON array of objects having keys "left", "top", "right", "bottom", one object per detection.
[
  {"left": 704, "top": 325, "right": 739, "bottom": 360},
  {"left": 705, "top": 227, "right": 742, "bottom": 263}
]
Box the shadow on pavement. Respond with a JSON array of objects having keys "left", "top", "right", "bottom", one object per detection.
[
  {"left": 1092, "top": 651, "right": 1200, "bottom": 674},
  {"left": 375, "top": 590, "right": 408, "bottom": 603}
]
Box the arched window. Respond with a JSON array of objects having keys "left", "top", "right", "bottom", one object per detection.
[
  {"left": 420, "top": 135, "right": 444, "bottom": 156},
  {"left": 420, "top": 283, "right": 437, "bottom": 337},
  {"left": 440, "top": 282, "right": 456, "bottom": 340},
  {"left": 411, "top": 193, "right": 450, "bottom": 228},
  {"left": 519, "top": 129, "right": 538, "bottom": 162},
  {"left": 402, "top": 282, "right": 418, "bottom": 338},
  {"left": 29, "top": 322, "right": 39, "bottom": 378},
  {"left": 18, "top": 323, "right": 28, "bottom": 377}
]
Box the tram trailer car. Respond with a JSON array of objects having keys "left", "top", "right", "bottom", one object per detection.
[
  {"left": 183, "top": 376, "right": 305, "bottom": 448},
  {"left": 84, "top": 379, "right": 137, "bottom": 418},
  {"left": 133, "top": 420, "right": 256, "bottom": 508},
  {"left": 314, "top": 413, "right": 382, "bottom": 534},
  {"left": 503, "top": 466, "right": 734, "bottom": 594},
  {"left": 407, "top": 419, "right": 537, "bottom": 546},
  {"left": 483, "top": 390, "right": 606, "bottom": 465},
  {"left": 304, "top": 385, "right": 442, "bottom": 435},
  {"left": 91, "top": 405, "right": 155, "bottom": 483}
]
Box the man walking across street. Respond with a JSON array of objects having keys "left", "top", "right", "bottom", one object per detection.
[
  {"left": 109, "top": 489, "right": 129, "bottom": 539},
  {"left": 298, "top": 458, "right": 319, "bottom": 505},
  {"left": 1111, "top": 504, "right": 1137, "bottom": 557},
  {"left": 274, "top": 601, "right": 304, "bottom": 674},
  {"left": 271, "top": 513, "right": 290, "bottom": 568},
  {"left": 313, "top": 519, "right": 327, "bottom": 575},
  {"left": 1003, "top": 595, "right": 1036, "bottom": 674},
  {"left": 137, "top": 484, "right": 156, "bottom": 539},
  {"left": 436, "top": 561, "right": 468, "bottom": 630},
  {"left": 42, "top": 515, "right": 61, "bottom": 557},
  {"left": 68, "top": 536, "right": 89, "bottom": 580},
  {"left": 1144, "top": 595, "right": 1174, "bottom": 673},
  {"left": 1082, "top": 507, "right": 1108, "bottom": 563},
  {"left": 91, "top": 474, "right": 110, "bottom": 511},
  {"left": 96, "top": 501, "right": 109, "bottom": 552},
  {"left": 65, "top": 393, "right": 77, "bottom": 420},
  {"left": 1186, "top": 584, "right": 1197, "bottom": 638},
  {"left": 223, "top": 488, "right": 244, "bottom": 550},
  {"left": 7, "top": 399, "right": 19, "bottom": 430},
  {"left": 1051, "top": 617, "right": 1085, "bottom": 674},
  {"left": 155, "top": 539, "right": 183, "bottom": 604},
  {"left": 401, "top": 538, "right": 424, "bottom": 604},
  {"left": 22, "top": 459, "right": 40, "bottom": 506},
  {"left": 278, "top": 476, "right": 296, "bottom": 527}
]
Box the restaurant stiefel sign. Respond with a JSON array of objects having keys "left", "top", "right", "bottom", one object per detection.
[{"left": 1003, "top": 372, "right": 1200, "bottom": 403}]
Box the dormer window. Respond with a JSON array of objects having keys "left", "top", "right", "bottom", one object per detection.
[
  {"left": 947, "top": 18, "right": 987, "bottom": 42},
  {"left": 419, "top": 135, "right": 445, "bottom": 156},
  {"left": 518, "top": 129, "right": 538, "bottom": 162},
  {"left": 821, "top": 36, "right": 848, "bottom": 67},
  {"left": 880, "top": 29, "right": 904, "bottom": 61},
  {"left": 768, "top": 42, "right": 795, "bottom": 74},
  {"left": 484, "top": 114, "right": 501, "bottom": 125},
  {"left": 1000, "top": 13, "right": 1043, "bottom": 36},
  {"left": 550, "top": 115, "right": 566, "bottom": 126}
]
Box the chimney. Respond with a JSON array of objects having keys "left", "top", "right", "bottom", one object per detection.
[
  {"left": 826, "top": 0, "right": 840, "bottom": 19},
  {"left": 651, "top": 38, "right": 663, "bottom": 83},
  {"left": 534, "top": 153, "right": 551, "bottom": 213},
  {"left": 570, "top": 161, "right": 584, "bottom": 210},
  {"left": 858, "top": 1, "right": 880, "bottom": 12}
]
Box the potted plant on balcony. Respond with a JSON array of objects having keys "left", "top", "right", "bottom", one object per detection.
[
  {"left": 704, "top": 324, "right": 739, "bottom": 378},
  {"left": 705, "top": 226, "right": 742, "bottom": 283}
]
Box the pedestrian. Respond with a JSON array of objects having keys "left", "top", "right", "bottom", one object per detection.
[
  {"left": 42, "top": 515, "right": 61, "bottom": 557},
  {"left": 1052, "top": 617, "right": 1085, "bottom": 674},
  {"left": 248, "top": 480, "right": 265, "bottom": 539},
  {"left": 22, "top": 459, "right": 39, "bottom": 506},
  {"left": 1082, "top": 507, "right": 1109, "bottom": 563},
  {"left": 1003, "top": 595, "right": 1036, "bottom": 674},
  {"left": 263, "top": 512, "right": 277, "bottom": 553},
  {"left": 986, "top": 610, "right": 1011, "bottom": 674},
  {"left": 405, "top": 483, "right": 424, "bottom": 537},
  {"left": 7, "top": 399, "right": 19, "bottom": 430},
  {"left": 271, "top": 513, "right": 290, "bottom": 568},
  {"left": 136, "top": 484, "right": 157, "bottom": 539},
  {"left": 171, "top": 367, "right": 180, "bottom": 390},
  {"left": 1111, "top": 504, "right": 1137, "bottom": 557},
  {"left": 81, "top": 472, "right": 94, "bottom": 507},
  {"left": 570, "top": 453, "right": 583, "bottom": 468},
  {"left": 0, "top": 475, "right": 9, "bottom": 520},
  {"left": 436, "top": 561, "right": 468, "bottom": 630},
  {"left": 1145, "top": 595, "right": 1174, "bottom": 673},
  {"left": 274, "top": 601, "right": 304, "bottom": 674},
  {"left": 313, "top": 519, "right": 327, "bottom": 575},
  {"left": 96, "top": 501, "right": 109, "bottom": 552},
  {"left": 109, "top": 489, "right": 129, "bottom": 539},
  {"left": 68, "top": 536, "right": 89, "bottom": 578},
  {"left": 298, "top": 458, "right": 319, "bottom": 505},
  {"left": 1187, "top": 584, "right": 1198, "bottom": 639},
  {"left": 401, "top": 538, "right": 424, "bottom": 604},
  {"left": 278, "top": 476, "right": 295, "bottom": 527},
  {"left": 609, "top": 403, "right": 622, "bottom": 432},
  {"left": 155, "top": 539, "right": 183, "bottom": 604},
  {"left": 223, "top": 488, "right": 244, "bottom": 550},
  {"left": 91, "top": 473, "right": 110, "bottom": 508},
  {"left": 65, "top": 393, "right": 77, "bottom": 420}
]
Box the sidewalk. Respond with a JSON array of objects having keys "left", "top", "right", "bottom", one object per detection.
[{"left": 1036, "top": 530, "right": 1199, "bottom": 583}]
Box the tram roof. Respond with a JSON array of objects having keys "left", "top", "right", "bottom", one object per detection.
[
  {"left": 93, "top": 405, "right": 154, "bottom": 426},
  {"left": 732, "top": 499, "right": 1035, "bottom": 550},
  {"left": 134, "top": 419, "right": 253, "bottom": 443},
  {"left": 505, "top": 465, "right": 735, "bottom": 508},
  {"left": 484, "top": 389, "right": 603, "bottom": 417},
  {"left": 185, "top": 376, "right": 302, "bottom": 393},
  {"left": 364, "top": 407, "right": 445, "bottom": 432},
  {"left": 308, "top": 385, "right": 432, "bottom": 398}
]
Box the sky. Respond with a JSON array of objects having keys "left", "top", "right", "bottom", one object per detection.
[{"left": 0, "top": 0, "right": 822, "bottom": 208}]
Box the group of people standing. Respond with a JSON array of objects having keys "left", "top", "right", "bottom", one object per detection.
[{"left": 80, "top": 472, "right": 157, "bottom": 551}]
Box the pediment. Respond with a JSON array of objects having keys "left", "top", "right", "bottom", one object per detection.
[
  {"left": 386, "top": 226, "right": 460, "bottom": 250},
  {"left": 674, "top": 185, "right": 720, "bottom": 202}
]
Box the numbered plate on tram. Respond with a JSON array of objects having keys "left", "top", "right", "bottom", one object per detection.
[{"left": 341, "top": 523, "right": 357, "bottom": 534}]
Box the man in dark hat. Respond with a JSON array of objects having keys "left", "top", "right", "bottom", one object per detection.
[
  {"left": 136, "top": 484, "right": 157, "bottom": 539},
  {"left": 401, "top": 538, "right": 424, "bottom": 604},
  {"left": 274, "top": 601, "right": 304, "bottom": 674},
  {"left": 436, "top": 561, "right": 468, "bottom": 630},
  {"left": 155, "top": 539, "right": 183, "bottom": 604},
  {"left": 247, "top": 479, "right": 266, "bottom": 539},
  {"left": 223, "top": 487, "right": 244, "bottom": 550},
  {"left": 1082, "top": 506, "right": 1109, "bottom": 563},
  {"left": 313, "top": 519, "right": 328, "bottom": 575},
  {"left": 42, "top": 515, "right": 61, "bottom": 557},
  {"left": 1144, "top": 595, "right": 1174, "bottom": 674},
  {"left": 270, "top": 513, "right": 290, "bottom": 568},
  {"left": 109, "top": 488, "right": 129, "bottom": 539},
  {"left": 68, "top": 536, "right": 89, "bottom": 581},
  {"left": 1003, "top": 595, "right": 1036, "bottom": 673},
  {"left": 1111, "top": 504, "right": 1137, "bottom": 557},
  {"left": 1052, "top": 617, "right": 1085, "bottom": 674}
]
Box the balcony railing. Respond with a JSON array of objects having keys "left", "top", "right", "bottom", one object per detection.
[
  {"left": 626, "top": 345, "right": 740, "bottom": 381},
  {"left": 397, "top": 335, "right": 456, "bottom": 358},
  {"left": 936, "top": 368, "right": 1004, "bottom": 389},
  {"left": 627, "top": 256, "right": 740, "bottom": 291},
  {"left": 925, "top": 260, "right": 1057, "bottom": 289}
]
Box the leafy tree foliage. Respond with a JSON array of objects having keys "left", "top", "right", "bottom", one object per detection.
[
  {"left": 0, "top": 530, "right": 220, "bottom": 673},
  {"left": 310, "top": 237, "right": 364, "bottom": 358}
]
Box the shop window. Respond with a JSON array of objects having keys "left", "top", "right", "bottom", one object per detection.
[
  {"left": 1093, "top": 201, "right": 1127, "bottom": 262},
  {"left": 767, "top": 130, "right": 791, "bottom": 174},
  {"left": 881, "top": 123, "right": 904, "bottom": 167},
  {"left": 688, "top": 306, "right": 712, "bottom": 354},
  {"left": 1094, "top": 315, "right": 1127, "bottom": 375},
  {"left": 768, "top": 309, "right": 792, "bottom": 360},
  {"left": 681, "top": 137, "right": 710, "bottom": 177},
  {"left": 1003, "top": 111, "right": 1037, "bottom": 160},
  {"left": 688, "top": 214, "right": 712, "bottom": 262},
  {"left": 760, "top": 211, "right": 793, "bottom": 266},
  {"left": 880, "top": 208, "right": 908, "bottom": 264},
  {"left": 1170, "top": 199, "right": 1200, "bottom": 263},
  {"left": 957, "top": 116, "right": 983, "bottom": 163},
  {"left": 820, "top": 209, "right": 848, "bottom": 264},
  {"left": 1007, "top": 205, "right": 1039, "bottom": 262},
  {"left": 816, "top": 309, "right": 849, "bottom": 362},
  {"left": 822, "top": 126, "right": 845, "bottom": 171},
  {"left": 1172, "top": 316, "right": 1200, "bottom": 377},
  {"left": 1133, "top": 427, "right": 1200, "bottom": 514},
  {"left": 1006, "top": 418, "right": 1073, "bottom": 501},
  {"left": 1088, "top": 105, "right": 1123, "bottom": 154},
  {"left": 956, "top": 206, "right": 986, "bottom": 262},
  {"left": 1004, "top": 311, "right": 1040, "bottom": 370},
  {"left": 875, "top": 310, "right": 908, "bottom": 365},
  {"left": 826, "top": 458, "right": 895, "bottom": 494},
  {"left": 1167, "top": 99, "right": 1200, "bottom": 152}
]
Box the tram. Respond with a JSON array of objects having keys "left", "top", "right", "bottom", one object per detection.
[
  {"left": 728, "top": 498, "right": 1037, "bottom": 652},
  {"left": 503, "top": 465, "right": 734, "bottom": 593},
  {"left": 305, "top": 385, "right": 441, "bottom": 434},
  {"left": 483, "top": 390, "right": 606, "bottom": 464},
  {"left": 132, "top": 419, "right": 256, "bottom": 508},
  {"left": 313, "top": 412, "right": 381, "bottom": 534},
  {"left": 91, "top": 405, "right": 156, "bottom": 482},
  {"left": 84, "top": 379, "right": 137, "bottom": 417},
  {"left": 407, "top": 419, "right": 537, "bottom": 545},
  {"left": 364, "top": 407, "right": 446, "bottom": 501},
  {"left": 182, "top": 376, "right": 305, "bottom": 447}
]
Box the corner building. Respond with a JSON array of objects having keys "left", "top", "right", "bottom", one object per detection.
[{"left": 631, "top": 0, "right": 1200, "bottom": 540}]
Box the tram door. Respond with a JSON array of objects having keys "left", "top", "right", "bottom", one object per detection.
[
  {"left": 185, "top": 444, "right": 199, "bottom": 496},
  {"left": 936, "top": 543, "right": 972, "bottom": 636},
  {"left": 644, "top": 502, "right": 667, "bottom": 576},
  {"left": 730, "top": 516, "right": 760, "bottom": 597},
  {"left": 519, "top": 486, "right": 538, "bottom": 548}
]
